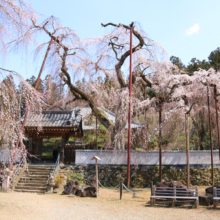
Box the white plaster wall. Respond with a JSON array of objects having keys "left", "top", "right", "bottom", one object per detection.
[{"left": 75, "top": 150, "right": 220, "bottom": 166}]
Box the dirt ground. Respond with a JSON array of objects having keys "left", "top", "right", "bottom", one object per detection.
[{"left": 0, "top": 187, "right": 220, "bottom": 220}]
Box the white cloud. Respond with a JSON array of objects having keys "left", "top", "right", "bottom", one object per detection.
[{"left": 186, "top": 24, "right": 200, "bottom": 36}]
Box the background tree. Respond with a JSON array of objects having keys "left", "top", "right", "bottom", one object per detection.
[
  {"left": 208, "top": 47, "right": 220, "bottom": 71},
  {"left": 170, "top": 56, "right": 185, "bottom": 71}
]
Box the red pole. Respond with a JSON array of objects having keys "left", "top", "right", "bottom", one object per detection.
[
  {"left": 159, "top": 100, "right": 162, "bottom": 182},
  {"left": 127, "top": 23, "right": 133, "bottom": 188},
  {"left": 10, "top": 37, "right": 54, "bottom": 169},
  {"left": 145, "top": 88, "right": 148, "bottom": 150},
  {"left": 214, "top": 86, "right": 220, "bottom": 160},
  {"left": 207, "top": 86, "right": 214, "bottom": 186},
  {"left": 185, "top": 113, "right": 190, "bottom": 187}
]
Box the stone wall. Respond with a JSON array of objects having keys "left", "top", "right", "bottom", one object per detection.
[{"left": 60, "top": 165, "right": 220, "bottom": 188}]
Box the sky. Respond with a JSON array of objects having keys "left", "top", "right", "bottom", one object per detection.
[{"left": 3, "top": 0, "right": 220, "bottom": 80}]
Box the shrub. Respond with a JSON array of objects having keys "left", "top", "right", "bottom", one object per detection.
[
  {"left": 69, "top": 173, "right": 84, "bottom": 183},
  {"left": 54, "top": 177, "right": 63, "bottom": 188}
]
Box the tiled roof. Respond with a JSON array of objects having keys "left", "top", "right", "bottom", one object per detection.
[
  {"left": 24, "top": 110, "right": 82, "bottom": 128},
  {"left": 73, "top": 107, "right": 145, "bottom": 130}
]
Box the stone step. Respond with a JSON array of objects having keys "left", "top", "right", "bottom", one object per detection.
[
  {"left": 13, "top": 165, "right": 55, "bottom": 194},
  {"left": 18, "top": 181, "right": 46, "bottom": 185},
  {"left": 14, "top": 189, "right": 46, "bottom": 193},
  {"left": 26, "top": 169, "right": 51, "bottom": 172},
  {"left": 18, "top": 179, "right": 46, "bottom": 182},
  {"left": 17, "top": 182, "right": 46, "bottom": 187},
  {"left": 28, "top": 166, "right": 53, "bottom": 169},
  {"left": 27, "top": 169, "right": 52, "bottom": 172},
  {"left": 24, "top": 171, "right": 50, "bottom": 175},
  {"left": 20, "top": 177, "right": 48, "bottom": 181},
  {"left": 24, "top": 174, "right": 49, "bottom": 178},
  {"left": 15, "top": 186, "right": 47, "bottom": 190}
]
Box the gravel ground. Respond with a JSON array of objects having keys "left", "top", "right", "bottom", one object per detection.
[{"left": 0, "top": 187, "right": 220, "bottom": 220}]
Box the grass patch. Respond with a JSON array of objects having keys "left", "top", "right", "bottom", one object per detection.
[{"left": 68, "top": 173, "right": 84, "bottom": 183}]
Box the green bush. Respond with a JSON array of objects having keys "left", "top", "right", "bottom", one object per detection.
[{"left": 69, "top": 173, "right": 84, "bottom": 183}]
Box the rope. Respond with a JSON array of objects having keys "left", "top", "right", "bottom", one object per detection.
[
  {"left": 98, "top": 180, "right": 120, "bottom": 190},
  {"left": 98, "top": 180, "right": 150, "bottom": 195},
  {"left": 122, "top": 183, "right": 150, "bottom": 194},
  {"left": 122, "top": 184, "right": 134, "bottom": 193}
]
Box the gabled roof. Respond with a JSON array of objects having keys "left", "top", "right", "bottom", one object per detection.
[
  {"left": 24, "top": 110, "right": 82, "bottom": 128},
  {"left": 74, "top": 107, "right": 145, "bottom": 130}
]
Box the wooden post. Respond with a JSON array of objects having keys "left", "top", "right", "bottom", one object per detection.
[
  {"left": 60, "top": 134, "right": 65, "bottom": 164},
  {"left": 60, "top": 134, "right": 69, "bottom": 165},
  {"left": 28, "top": 137, "right": 33, "bottom": 152},
  {"left": 172, "top": 181, "right": 176, "bottom": 207},
  {"left": 213, "top": 187, "right": 217, "bottom": 209},
  {"left": 150, "top": 181, "right": 153, "bottom": 196},
  {"left": 195, "top": 186, "right": 199, "bottom": 208},
  {"left": 120, "top": 181, "right": 123, "bottom": 200},
  {"left": 96, "top": 159, "right": 98, "bottom": 197},
  {"left": 90, "top": 156, "right": 101, "bottom": 198}
]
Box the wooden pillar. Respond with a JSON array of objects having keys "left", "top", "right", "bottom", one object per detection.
[
  {"left": 33, "top": 136, "right": 42, "bottom": 163},
  {"left": 28, "top": 137, "right": 33, "bottom": 152},
  {"left": 60, "top": 134, "right": 69, "bottom": 164}
]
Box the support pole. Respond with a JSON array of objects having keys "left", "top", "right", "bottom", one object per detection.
[
  {"left": 10, "top": 37, "right": 54, "bottom": 169},
  {"left": 127, "top": 23, "right": 133, "bottom": 188},
  {"left": 159, "top": 99, "right": 162, "bottom": 182},
  {"left": 214, "top": 86, "right": 220, "bottom": 160},
  {"left": 90, "top": 156, "right": 100, "bottom": 198},
  {"left": 145, "top": 88, "right": 148, "bottom": 150},
  {"left": 185, "top": 113, "right": 190, "bottom": 187},
  {"left": 96, "top": 116, "right": 98, "bottom": 150},
  {"left": 96, "top": 159, "right": 98, "bottom": 197},
  {"left": 120, "top": 181, "right": 123, "bottom": 200},
  {"left": 159, "top": 100, "right": 162, "bottom": 182},
  {"left": 207, "top": 86, "right": 214, "bottom": 186}
]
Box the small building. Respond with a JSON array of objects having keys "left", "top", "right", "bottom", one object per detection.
[
  {"left": 64, "top": 141, "right": 86, "bottom": 164},
  {"left": 24, "top": 110, "right": 83, "bottom": 164}
]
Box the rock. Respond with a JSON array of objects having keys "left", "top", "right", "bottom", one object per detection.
[
  {"left": 156, "top": 181, "right": 188, "bottom": 197},
  {"left": 205, "top": 185, "right": 220, "bottom": 195},
  {"left": 53, "top": 189, "right": 58, "bottom": 193},
  {"left": 157, "top": 181, "right": 171, "bottom": 188},
  {"left": 75, "top": 188, "right": 83, "bottom": 196},
  {"left": 63, "top": 179, "right": 96, "bottom": 197},
  {"left": 81, "top": 187, "right": 96, "bottom": 197},
  {"left": 63, "top": 179, "right": 79, "bottom": 194},
  {"left": 199, "top": 195, "right": 213, "bottom": 206},
  {"left": 169, "top": 181, "right": 185, "bottom": 188}
]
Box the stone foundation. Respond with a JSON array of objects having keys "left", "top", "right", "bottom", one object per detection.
[{"left": 60, "top": 165, "right": 220, "bottom": 188}]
